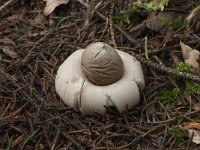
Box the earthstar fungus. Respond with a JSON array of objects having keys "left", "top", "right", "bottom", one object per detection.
[{"left": 55, "top": 42, "right": 145, "bottom": 115}]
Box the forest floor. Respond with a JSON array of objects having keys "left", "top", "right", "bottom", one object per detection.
[{"left": 0, "top": 0, "right": 200, "bottom": 149}]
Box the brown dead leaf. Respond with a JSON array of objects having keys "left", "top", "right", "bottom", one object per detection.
[
  {"left": 186, "top": 123, "right": 200, "bottom": 130},
  {"left": 169, "top": 51, "right": 179, "bottom": 65},
  {"left": 194, "top": 103, "right": 200, "bottom": 111},
  {"left": 33, "top": 13, "right": 47, "bottom": 26},
  {"left": 180, "top": 41, "right": 200, "bottom": 73},
  {"left": 0, "top": 46, "right": 17, "bottom": 58},
  {"left": 43, "top": 0, "right": 70, "bottom": 16},
  {"left": 180, "top": 41, "right": 192, "bottom": 60},
  {"left": 185, "top": 50, "right": 200, "bottom": 73},
  {"left": 7, "top": 14, "right": 22, "bottom": 23},
  {"left": 188, "top": 129, "right": 200, "bottom": 144},
  {"left": 12, "top": 134, "right": 27, "bottom": 147},
  {"left": 180, "top": 122, "right": 200, "bottom": 144}
]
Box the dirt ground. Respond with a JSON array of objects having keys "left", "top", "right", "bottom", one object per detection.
[{"left": 0, "top": 0, "right": 200, "bottom": 149}]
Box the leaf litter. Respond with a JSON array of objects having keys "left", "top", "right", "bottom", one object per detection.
[{"left": 0, "top": 0, "right": 200, "bottom": 149}]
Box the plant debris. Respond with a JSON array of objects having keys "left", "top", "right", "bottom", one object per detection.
[
  {"left": 43, "top": 0, "right": 70, "bottom": 16},
  {"left": 180, "top": 122, "right": 200, "bottom": 144},
  {"left": 180, "top": 41, "right": 200, "bottom": 73},
  {"left": 0, "top": 0, "right": 200, "bottom": 149}
]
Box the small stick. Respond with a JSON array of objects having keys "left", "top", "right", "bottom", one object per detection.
[
  {"left": 129, "top": 51, "right": 200, "bottom": 83},
  {"left": 51, "top": 126, "right": 61, "bottom": 150},
  {"left": 144, "top": 36, "right": 149, "bottom": 59},
  {"left": 109, "top": 1, "right": 117, "bottom": 48},
  {"left": 96, "top": 11, "right": 137, "bottom": 44},
  {"left": 0, "top": 0, "right": 16, "bottom": 13}
]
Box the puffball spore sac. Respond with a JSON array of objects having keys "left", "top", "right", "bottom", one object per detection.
[{"left": 81, "top": 42, "right": 124, "bottom": 85}]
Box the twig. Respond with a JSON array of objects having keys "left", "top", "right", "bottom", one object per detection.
[
  {"left": 109, "top": 1, "right": 117, "bottom": 48},
  {"left": 148, "top": 110, "right": 200, "bottom": 124},
  {"left": 62, "top": 132, "right": 85, "bottom": 150},
  {"left": 51, "top": 126, "right": 61, "bottom": 150},
  {"left": 186, "top": 131, "right": 194, "bottom": 150},
  {"left": 113, "top": 125, "right": 162, "bottom": 149},
  {"left": 0, "top": 0, "right": 16, "bottom": 13},
  {"left": 144, "top": 36, "right": 148, "bottom": 59},
  {"left": 76, "top": 0, "right": 89, "bottom": 7},
  {"left": 96, "top": 11, "right": 137, "bottom": 44},
  {"left": 129, "top": 51, "right": 200, "bottom": 83},
  {"left": 0, "top": 101, "right": 30, "bottom": 120}
]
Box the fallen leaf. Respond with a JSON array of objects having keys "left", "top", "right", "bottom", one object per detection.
[
  {"left": 12, "top": 134, "right": 26, "bottom": 147},
  {"left": 180, "top": 41, "right": 192, "bottom": 60},
  {"left": 33, "top": 13, "right": 47, "bottom": 26},
  {"left": 43, "top": 0, "right": 70, "bottom": 16},
  {"left": 180, "top": 122, "right": 200, "bottom": 144},
  {"left": 169, "top": 51, "right": 179, "bottom": 65},
  {"left": 186, "top": 123, "right": 200, "bottom": 129},
  {"left": 194, "top": 103, "right": 200, "bottom": 111},
  {"left": 0, "top": 46, "right": 17, "bottom": 58},
  {"left": 185, "top": 50, "right": 200, "bottom": 73},
  {"left": 180, "top": 41, "right": 200, "bottom": 73},
  {"left": 188, "top": 129, "right": 200, "bottom": 144},
  {"left": 7, "top": 14, "right": 22, "bottom": 23}
]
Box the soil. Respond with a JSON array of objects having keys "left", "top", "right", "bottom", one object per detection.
[{"left": 0, "top": 0, "right": 200, "bottom": 149}]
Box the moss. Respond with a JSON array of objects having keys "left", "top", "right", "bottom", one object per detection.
[
  {"left": 115, "top": 0, "right": 170, "bottom": 26},
  {"left": 114, "top": 5, "right": 138, "bottom": 26},
  {"left": 176, "top": 62, "right": 192, "bottom": 72},
  {"left": 176, "top": 62, "right": 200, "bottom": 95},
  {"left": 184, "top": 81, "right": 200, "bottom": 95},
  {"left": 157, "top": 87, "right": 181, "bottom": 108},
  {"left": 169, "top": 128, "right": 187, "bottom": 143},
  {"left": 160, "top": 16, "right": 185, "bottom": 31},
  {"left": 157, "top": 80, "right": 200, "bottom": 108},
  {"left": 156, "top": 61, "right": 200, "bottom": 108}
]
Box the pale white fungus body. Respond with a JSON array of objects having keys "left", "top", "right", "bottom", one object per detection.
[{"left": 55, "top": 42, "right": 145, "bottom": 116}]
